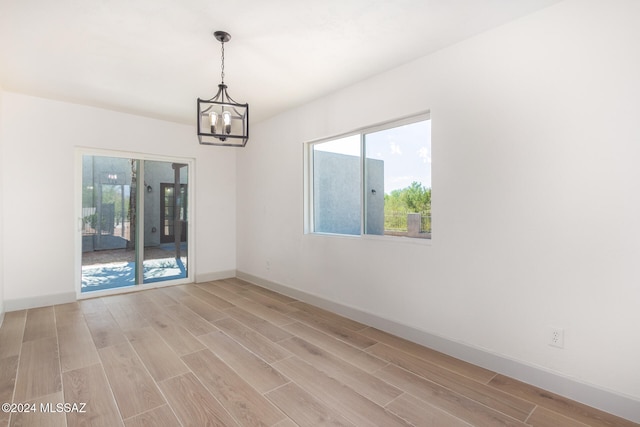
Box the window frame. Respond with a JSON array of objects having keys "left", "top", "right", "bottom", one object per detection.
[{"left": 304, "top": 112, "right": 431, "bottom": 242}]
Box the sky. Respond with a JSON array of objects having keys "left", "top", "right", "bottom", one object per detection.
[{"left": 314, "top": 119, "right": 431, "bottom": 193}]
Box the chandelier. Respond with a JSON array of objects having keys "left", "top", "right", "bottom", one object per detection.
[{"left": 197, "top": 31, "right": 249, "bottom": 147}]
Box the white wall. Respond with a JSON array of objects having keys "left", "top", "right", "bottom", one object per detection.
[
  {"left": 0, "top": 88, "right": 5, "bottom": 321},
  {"left": 237, "top": 0, "right": 640, "bottom": 416},
  {"left": 1, "top": 92, "right": 237, "bottom": 306}
]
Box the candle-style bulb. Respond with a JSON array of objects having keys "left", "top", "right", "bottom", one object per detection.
[
  {"left": 223, "top": 111, "right": 231, "bottom": 134},
  {"left": 209, "top": 112, "right": 218, "bottom": 134}
]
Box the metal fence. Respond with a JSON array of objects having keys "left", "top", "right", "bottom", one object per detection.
[
  {"left": 384, "top": 211, "right": 409, "bottom": 231},
  {"left": 384, "top": 211, "right": 431, "bottom": 233},
  {"left": 420, "top": 213, "right": 432, "bottom": 233}
]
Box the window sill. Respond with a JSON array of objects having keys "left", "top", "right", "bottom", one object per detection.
[{"left": 305, "top": 231, "right": 432, "bottom": 246}]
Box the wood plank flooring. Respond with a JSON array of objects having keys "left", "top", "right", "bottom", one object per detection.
[{"left": 0, "top": 278, "right": 637, "bottom": 427}]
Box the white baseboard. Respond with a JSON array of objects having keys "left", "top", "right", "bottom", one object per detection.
[
  {"left": 4, "top": 291, "right": 76, "bottom": 312},
  {"left": 3, "top": 269, "right": 236, "bottom": 312},
  {"left": 196, "top": 269, "right": 237, "bottom": 283},
  {"left": 236, "top": 270, "right": 640, "bottom": 424}
]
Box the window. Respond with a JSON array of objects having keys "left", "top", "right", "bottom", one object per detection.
[{"left": 306, "top": 114, "right": 431, "bottom": 239}]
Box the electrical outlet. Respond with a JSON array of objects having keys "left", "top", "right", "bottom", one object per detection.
[
  {"left": 549, "top": 327, "right": 564, "bottom": 348},
  {"left": 266, "top": 260, "right": 271, "bottom": 271}
]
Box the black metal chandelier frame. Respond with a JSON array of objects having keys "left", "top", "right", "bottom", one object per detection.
[{"left": 197, "top": 31, "right": 249, "bottom": 147}]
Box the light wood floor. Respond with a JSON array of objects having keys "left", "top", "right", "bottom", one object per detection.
[{"left": 0, "top": 278, "right": 636, "bottom": 427}]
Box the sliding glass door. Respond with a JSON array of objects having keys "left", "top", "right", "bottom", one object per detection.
[
  {"left": 80, "top": 153, "right": 190, "bottom": 294},
  {"left": 142, "top": 160, "right": 188, "bottom": 284},
  {"left": 81, "top": 156, "right": 137, "bottom": 292}
]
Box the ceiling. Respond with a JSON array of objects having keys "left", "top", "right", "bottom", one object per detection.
[{"left": 0, "top": 0, "right": 562, "bottom": 125}]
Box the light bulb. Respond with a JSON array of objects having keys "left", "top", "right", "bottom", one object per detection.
[
  {"left": 209, "top": 112, "right": 218, "bottom": 134},
  {"left": 223, "top": 111, "right": 232, "bottom": 134}
]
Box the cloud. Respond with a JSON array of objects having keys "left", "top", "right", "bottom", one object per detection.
[
  {"left": 417, "top": 146, "right": 431, "bottom": 164},
  {"left": 390, "top": 142, "right": 402, "bottom": 155}
]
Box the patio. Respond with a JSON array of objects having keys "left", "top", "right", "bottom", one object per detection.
[{"left": 82, "top": 243, "right": 187, "bottom": 292}]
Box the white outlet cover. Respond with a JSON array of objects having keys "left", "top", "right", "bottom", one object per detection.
[{"left": 549, "top": 327, "right": 564, "bottom": 348}]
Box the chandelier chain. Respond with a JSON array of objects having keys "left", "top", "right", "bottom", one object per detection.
[{"left": 220, "top": 41, "right": 225, "bottom": 84}]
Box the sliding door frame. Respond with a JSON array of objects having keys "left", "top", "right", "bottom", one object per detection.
[{"left": 74, "top": 147, "right": 195, "bottom": 299}]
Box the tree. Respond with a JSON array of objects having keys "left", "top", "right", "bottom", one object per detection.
[
  {"left": 127, "top": 160, "right": 137, "bottom": 250},
  {"left": 402, "top": 181, "right": 431, "bottom": 213},
  {"left": 382, "top": 182, "right": 431, "bottom": 232},
  {"left": 384, "top": 189, "right": 404, "bottom": 212}
]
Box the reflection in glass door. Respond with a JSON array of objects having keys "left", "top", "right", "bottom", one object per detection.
[
  {"left": 81, "top": 154, "right": 190, "bottom": 293},
  {"left": 160, "top": 183, "right": 188, "bottom": 244},
  {"left": 81, "top": 156, "right": 138, "bottom": 292}
]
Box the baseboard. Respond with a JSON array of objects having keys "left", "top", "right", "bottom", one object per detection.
[
  {"left": 196, "top": 269, "right": 236, "bottom": 283},
  {"left": 236, "top": 270, "right": 640, "bottom": 424},
  {"left": 3, "top": 270, "right": 235, "bottom": 311},
  {"left": 4, "top": 291, "right": 76, "bottom": 312}
]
